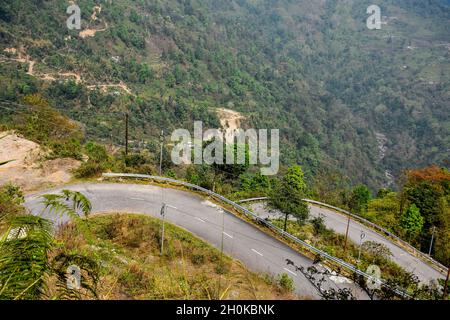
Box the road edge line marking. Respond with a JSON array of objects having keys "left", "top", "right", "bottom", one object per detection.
[
  {"left": 251, "top": 248, "right": 263, "bottom": 256},
  {"left": 283, "top": 268, "right": 298, "bottom": 277},
  {"left": 223, "top": 232, "right": 233, "bottom": 239}
]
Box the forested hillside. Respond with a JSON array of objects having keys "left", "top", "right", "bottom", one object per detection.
[{"left": 0, "top": 0, "right": 449, "bottom": 189}]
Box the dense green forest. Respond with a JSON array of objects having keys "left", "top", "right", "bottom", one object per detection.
[
  {"left": 0, "top": 0, "right": 449, "bottom": 190},
  {"left": 0, "top": 0, "right": 449, "bottom": 301}
]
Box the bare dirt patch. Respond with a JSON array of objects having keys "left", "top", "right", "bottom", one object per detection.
[
  {"left": 217, "top": 108, "right": 246, "bottom": 131},
  {"left": 86, "top": 81, "right": 132, "bottom": 95},
  {"left": 3, "top": 47, "right": 17, "bottom": 54},
  {"left": 0, "top": 132, "right": 80, "bottom": 192},
  {"left": 79, "top": 23, "right": 108, "bottom": 39},
  {"left": 91, "top": 5, "right": 102, "bottom": 21},
  {"left": 211, "top": 108, "right": 246, "bottom": 142},
  {"left": 58, "top": 72, "right": 82, "bottom": 83},
  {"left": 79, "top": 4, "right": 108, "bottom": 39},
  {"left": 1, "top": 47, "right": 36, "bottom": 75},
  {"left": 203, "top": 108, "right": 246, "bottom": 142}
]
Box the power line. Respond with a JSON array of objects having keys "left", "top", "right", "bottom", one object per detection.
[
  {"left": 0, "top": 102, "right": 68, "bottom": 117},
  {"left": 0, "top": 105, "right": 80, "bottom": 128},
  {"left": 0, "top": 99, "right": 129, "bottom": 116},
  {"left": 0, "top": 102, "right": 100, "bottom": 122},
  {"left": 0, "top": 101, "right": 265, "bottom": 178},
  {"left": 0, "top": 104, "right": 79, "bottom": 124}
]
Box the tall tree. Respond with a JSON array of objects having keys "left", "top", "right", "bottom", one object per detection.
[
  {"left": 402, "top": 165, "right": 450, "bottom": 262},
  {"left": 400, "top": 204, "right": 424, "bottom": 242},
  {"left": 268, "top": 165, "right": 309, "bottom": 231},
  {"left": 348, "top": 185, "right": 371, "bottom": 214}
]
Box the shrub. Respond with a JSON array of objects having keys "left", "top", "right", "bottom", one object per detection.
[
  {"left": 0, "top": 184, "right": 25, "bottom": 231},
  {"left": 124, "top": 153, "right": 147, "bottom": 167},
  {"left": 191, "top": 253, "right": 205, "bottom": 265},
  {"left": 74, "top": 161, "right": 106, "bottom": 178},
  {"left": 74, "top": 142, "right": 115, "bottom": 178},
  {"left": 47, "top": 138, "right": 83, "bottom": 160},
  {"left": 310, "top": 216, "right": 327, "bottom": 235},
  {"left": 361, "top": 241, "right": 392, "bottom": 261},
  {"left": 215, "top": 262, "right": 230, "bottom": 275},
  {"left": 277, "top": 273, "right": 294, "bottom": 293}
]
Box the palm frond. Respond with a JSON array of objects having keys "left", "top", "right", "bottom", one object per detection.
[
  {"left": 40, "top": 191, "right": 92, "bottom": 220},
  {"left": 1, "top": 189, "right": 98, "bottom": 300},
  {"left": 61, "top": 190, "right": 92, "bottom": 217},
  {"left": 40, "top": 194, "right": 80, "bottom": 221},
  {"left": 0, "top": 159, "right": 15, "bottom": 166},
  {"left": 0, "top": 215, "right": 54, "bottom": 300}
]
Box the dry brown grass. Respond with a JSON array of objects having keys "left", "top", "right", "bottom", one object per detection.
[{"left": 54, "top": 213, "right": 300, "bottom": 300}]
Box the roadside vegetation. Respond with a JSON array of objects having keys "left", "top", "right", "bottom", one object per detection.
[
  {"left": 271, "top": 217, "right": 420, "bottom": 288},
  {"left": 57, "top": 213, "right": 298, "bottom": 300},
  {"left": 308, "top": 166, "right": 450, "bottom": 267},
  {"left": 0, "top": 185, "right": 99, "bottom": 299},
  {"left": 0, "top": 96, "right": 447, "bottom": 298},
  {"left": 0, "top": 94, "right": 83, "bottom": 161},
  {"left": 0, "top": 96, "right": 448, "bottom": 267},
  {"left": 0, "top": 184, "right": 297, "bottom": 300},
  {"left": 0, "top": 0, "right": 448, "bottom": 301}
]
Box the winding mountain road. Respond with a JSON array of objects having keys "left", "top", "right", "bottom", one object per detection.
[
  {"left": 248, "top": 202, "right": 445, "bottom": 284},
  {"left": 24, "top": 183, "right": 368, "bottom": 300}
]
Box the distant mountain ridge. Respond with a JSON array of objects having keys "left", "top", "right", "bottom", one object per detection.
[{"left": 0, "top": 0, "right": 449, "bottom": 189}]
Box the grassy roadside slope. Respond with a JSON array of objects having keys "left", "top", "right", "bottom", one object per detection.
[{"left": 54, "top": 213, "right": 301, "bottom": 300}]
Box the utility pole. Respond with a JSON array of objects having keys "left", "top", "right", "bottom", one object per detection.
[
  {"left": 358, "top": 231, "right": 366, "bottom": 263},
  {"left": 125, "top": 113, "right": 129, "bottom": 156},
  {"left": 159, "top": 129, "right": 164, "bottom": 176},
  {"left": 159, "top": 203, "right": 176, "bottom": 256},
  {"left": 444, "top": 267, "right": 450, "bottom": 300},
  {"left": 428, "top": 226, "right": 436, "bottom": 256},
  {"left": 283, "top": 213, "right": 289, "bottom": 232},
  {"left": 160, "top": 203, "right": 166, "bottom": 256},
  {"left": 343, "top": 215, "right": 351, "bottom": 254}
]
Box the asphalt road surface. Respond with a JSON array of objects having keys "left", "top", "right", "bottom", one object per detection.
[
  {"left": 249, "top": 202, "right": 445, "bottom": 284},
  {"left": 24, "top": 183, "right": 369, "bottom": 300}
]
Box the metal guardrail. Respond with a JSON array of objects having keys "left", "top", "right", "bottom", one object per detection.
[
  {"left": 102, "top": 172, "right": 412, "bottom": 298},
  {"left": 237, "top": 197, "right": 269, "bottom": 203},
  {"left": 238, "top": 196, "right": 448, "bottom": 275}
]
